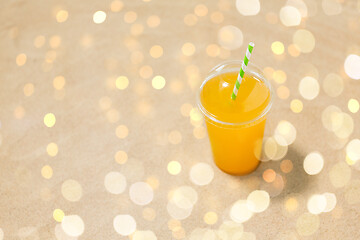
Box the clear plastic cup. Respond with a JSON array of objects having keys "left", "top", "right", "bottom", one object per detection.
[{"left": 197, "top": 60, "right": 273, "bottom": 175}]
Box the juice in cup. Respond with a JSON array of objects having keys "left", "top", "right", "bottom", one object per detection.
[{"left": 198, "top": 61, "right": 273, "bottom": 175}]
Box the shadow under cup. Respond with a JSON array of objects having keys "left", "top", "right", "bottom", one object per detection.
[{"left": 197, "top": 61, "right": 274, "bottom": 176}]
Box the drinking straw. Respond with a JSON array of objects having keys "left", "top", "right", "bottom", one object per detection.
[{"left": 231, "top": 42, "right": 255, "bottom": 100}]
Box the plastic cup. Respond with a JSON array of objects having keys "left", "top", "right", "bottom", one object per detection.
[{"left": 197, "top": 60, "right": 273, "bottom": 175}]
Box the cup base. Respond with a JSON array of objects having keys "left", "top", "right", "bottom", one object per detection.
[{"left": 215, "top": 161, "right": 260, "bottom": 176}]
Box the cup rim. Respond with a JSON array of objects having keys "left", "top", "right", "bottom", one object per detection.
[{"left": 197, "top": 60, "right": 274, "bottom": 127}]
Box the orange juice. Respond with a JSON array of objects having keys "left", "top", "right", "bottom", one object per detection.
[{"left": 198, "top": 61, "right": 273, "bottom": 175}]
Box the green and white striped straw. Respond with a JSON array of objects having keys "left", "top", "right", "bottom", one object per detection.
[{"left": 231, "top": 42, "right": 255, "bottom": 100}]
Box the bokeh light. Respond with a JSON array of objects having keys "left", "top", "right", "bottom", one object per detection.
[
  {"left": 206, "top": 44, "right": 220, "bottom": 57},
  {"left": 113, "top": 215, "right": 136, "bottom": 236},
  {"left": 287, "top": 0, "right": 308, "bottom": 17},
  {"left": 133, "top": 231, "right": 157, "bottom": 240},
  {"left": 189, "top": 163, "right": 214, "bottom": 186},
  {"left": 150, "top": 45, "right": 163, "bottom": 59},
  {"left": 230, "top": 200, "right": 253, "bottom": 223},
  {"left": 299, "top": 76, "right": 319, "bottom": 100},
  {"left": 47, "top": 142, "right": 58, "bottom": 157},
  {"left": 138, "top": 65, "right": 153, "bottom": 79},
  {"left": 168, "top": 219, "right": 181, "bottom": 230},
  {"left": 290, "top": 99, "right": 303, "bottom": 113},
  {"left": 116, "top": 125, "right": 128, "bottom": 139},
  {"left": 93, "top": 11, "right": 106, "bottom": 24},
  {"left": 55, "top": 224, "right": 75, "bottom": 240},
  {"left": 193, "top": 126, "right": 206, "bottom": 139},
  {"left": 277, "top": 86, "right": 290, "bottom": 99},
  {"left": 110, "top": 0, "right": 124, "bottom": 12},
  {"left": 99, "top": 96, "right": 112, "bottom": 110},
  {"left": 143, "top": 207, "right": 156, "bottom": 221},
  {"left": 115, "top": 76, "right": 129, "bottom": 90},
  {"left": 322, "top": 0, "right": 342, "bottom": 15},
  {"left": 56, "top": 10, "right": 68, "bottom": 23},
  {"left": 61, "top": 179, "right": 82, "bottom": 202},
  {"left": 171, "top": 186, "right": 198, "bottom": 209},
  {"left": 152, "top": 75, "right": 166, "bottom": 90},
  {"left": 236, "top": 0, "right": 260, "bottom": 16},
  {"left": 184, "top": 14, "right": 198, "bottom": 26},
  {"left": 53, "top": 76, "right": 66, "bottom": 90},
  {"left": 53, "top": 209, "right": 65, "bottom": 222},
  {"left": 218, "top": 221, "right": 244, "bottom": 239},
  {"left": 203, "top": 212, "right": 218, "bottom": 225},
  {"left": 130, "top": 23, "right": 144, "bottom": 36},
  {"left": 182, "top": 42, "right": 196, "bottom": 56},
  {"left": 23, "top": 83, "right": 34, "bottom": 97},
  {"left": 307, "top": 194, "right": 326, "bottom": 214},
  {"left": 260, "top": 173, "right": 284, "bottom": 197},
  {"left": 274, "top": 120, "right": 297, "bottom": 146},
  {"left": 263, "top": 169, "right": 276, "bottom": 182},
  {"left": 346, "top": 139, "right": 360, "bottom": 163},
  {"left": 210, "top": 11, "right": 224, "bottom": 24},
  {"left": 167, "top": 161, "right": 182, "bottom": 175},
  {"left": 344, "top": 54, "right": 360, "bottom": 80},
  {"left": 273, "top": 70, "right": 287, "bottom": 83},
  {"left": 147, "top": 15, "right": 160, "bottom": 28},
  {"left": 129, "top": 182, "right": 154, "bottom": 205},
  {"left": 293, "top": 30, "right": 315, "bottom": 53},
  {"left": 61, "top": 215, "right": 84, "bottom": 237},
  {"left": 41, "top": 165, "right": 53, "bottom": 179},
  {"left": 302, "top": 63, "right": 319, "bottom": 79},
  {"left": 280, "top": 159, "right": 293, "bottom": 173},
  {"left": 333, "top": 113, "right": 353, "bottom": 139},
  {"left": 115, "top": 150, "right": 128, "bottom": 164},
  {"left": 264, "top": 136, "right": 288, "bottom": 161},
  {"left": 218, "top": 25, "right": 243, "bottom": 50},
  {"left": 285, "top": 197, "right": 298, "bottom": 212},
  {"left": 323, "top": 192, "right": 337, "bottom": 212},
  {"left": 146, "top": 176, "right": 159, "bottom": 190},
  {"left": 303, "top": 152, "right": 324, "bottom": 175},
  {"left": 348, "top": 99, "right": 359, "bottom": 113},
  {"left": 189, "top": 228, "right": 217, "bottom": 239},
  {"left": 247, "top": 190, "right": 270, "bottom": 213},
  {"left": 271, "top": 41, "right": 285, "bottom": 55},
  {"left": 124, "top": 11, "right": 137, "bottom": 23},
  {"left": 172, "top": 227, "right": 186, "bottom": 239},
  {"left": 329, "top": 162, "right": 351, "bottom": 188},
  {"left": 44, "top": 113, "right": 56, "bottom": 127},
  {"left": 104, "top": 172, "right": 126, "bottom": 194},
  {"left": 180, "top": 103, "right": 192, "bottom": 117},
  {"left": 167, "top": 201, "right": 193, "bottom": 220},
  {"left": 49, "top": 35, "right": 61, "bottom": 49},
  {"left": 168, "top": 130, "right": 182, "bottom": 144},
  {"left": 16, "top": 53, "right": 27, "bottom": 66},
  {"left": 279, "top": 6, "right": 301, "bottom": 27},
  {"left": 321, "top": 105, "right": 343, "bottom": 132},
  {"left": 194, "top": 4, "right": 208, "bottom": 17},
  {"left": 288, "top": 44, "right": 301, "bottom": 57},
  {"left": 263, "top": 67, "right": 274, "bottom": 80},
  {"left": 322, "top": 73, "right": 343, "bottom": 97},
  {"left": 34, "top": 35, "right": 45, "bottom": 48}
]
